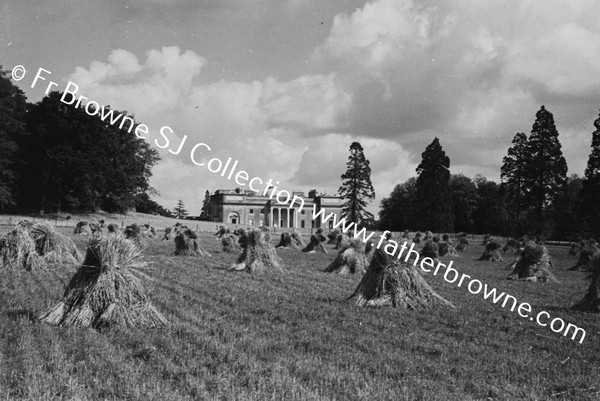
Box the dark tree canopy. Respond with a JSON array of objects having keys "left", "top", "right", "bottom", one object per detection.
[
  {"left": 415, "top": 138, "right": 454, "bottom": 232},
  {"left": 0, "top": 69, "right": 28, "bottom": 207},
  {"left": 523, "top": 105, "right": 568, "bottom": 235},
  {"left": 449, "top": 174, "right": 477, "bottom": 233},
  {"left": 472, "top": 175, "right": 507, "bottom": 235},
  {"left": 378, "top": 177, "right": 417, "bottom": 231},
  {"left": 338, "top": 142, "right": 375, "bottom": 226},
  {"left": 553, "top": 175, "right": 583, "bottom": 240},
  {"left": 580, "top": 110, "right": 600, "bottom": 239},
  {"left": 16, "top": 91, "right": 159, "bottom": 214},
  {"left": 500, "top": 132, "right": 528, "bottom": 236},
  {"left": 135, "top": 192, "right": 172, "bottom": 217}
]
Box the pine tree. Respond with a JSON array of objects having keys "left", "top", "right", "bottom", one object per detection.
[
  {"left": 173, "top": 200, "right": 188, "bottom": 219},
  {"left": 199, "top": 190, "right": 211, "bottom": 221},
  {"left": 580, "top": 110, "right": 600, "bottom": 238},
  {"left": 500, "top": 132, "right": 528, "bottom": 236},
  {"left": 338, "top": 142, "right": 375, "bottom": 226},
  {"left": 523, "top": 106, "right": 568, "bottom": 235},
  {"left": 415, "top": 138, "right": 454, "bottom": 232}
]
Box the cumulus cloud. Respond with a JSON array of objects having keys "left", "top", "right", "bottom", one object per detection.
[
  {"left": 62, "top": 0, "right": 600, "bottom": 214},
  {"left": 66, "top": 46, "right": 352, "bottom": 209},
  {"left": 313, "top": 0, "right": 600, "bottom": 187}
]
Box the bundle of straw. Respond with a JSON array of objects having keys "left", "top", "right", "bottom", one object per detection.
[
  {"left": 477, "top": 239, "right": 503, "bottom": 262},
  {"left": 29, "top": 223, "right": 81, "bottom": 267},
  {"left": 569, "top": 241, "right": 581, "bottom": 256},
  {"left": 174, "top": 230, "right": 210, "bottom": 257},
  {"left": 456, "top": 237, "right": 469, "bottom": 252},
  {"left": 73, "top": 221, "right": 92, "bottom": 235},
  {"left": 39, "top": 234, "right": 167, "bottom": 328},
  {"left": 324, "top": 238, "right": 368, "bottom": 274},
  {"left": 302, "top": 235, "right": 328, "bottom": 254},
  {"left": 412, "top": 232, "right": 423, "bottom": 244},
  {"left": 569, "top": 240, "right": 600, "bottom": 272},
  {"left": 438, "top": 241, "right": 459, "bottom": 257},
  {"left": 420, "top": 239, "right": 439, "bottom": 262},
  {"left": 315, "top": 228, "right": 327, "bottom": 243},
  {"left": 124, "top": 224, "right": 145, "bottom": 246},
  {"left": 348, "top": 247, "right": 454, "bottom": 309},
  {"left": 215, "top": 226, "right": 230, "bottom": 239},
  {"left": 401, "top": 230, "right": 410, "bottom": 241},
  {"left": 89, "top": 221, "right": 103, "bottom": 237},
  {"left": 276, "top": 232, "right": 300, "bottom": 249},
  {"left": 141, "top": 223, "right": 156, "bottom": 238},
  {"left": 0, "top": 225, "right": 43, "bottom": 271},
  {"left": 222, "top": 234, "right": 242, "bottom": 253},
  {"left": 162, "top": 226, "right": 172, "bottom": 241},
  {"left": 572, "top": 255, "right": 600, "bottom": 313},
  {"left": 506, "top": 241, "right": 557, "bottom": 282},
  {"left": 230, "top": 228, "right": 283, "bottom": 273},
  {"left": 107, "top": 223, "right": 120, "bottom": 234},
  {"left": 290, "top": 231, "right": 304, "bottom": 248},
  {"left": 327, "top": 229, "right": 341, "bottom": 244},
  {"left": 334, "top": 234, "right": 351, "bottom": 251}
]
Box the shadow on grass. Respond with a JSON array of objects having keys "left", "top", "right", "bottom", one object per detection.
[{"left": 5, "top": 308, "right": 38, "bottom": 322}]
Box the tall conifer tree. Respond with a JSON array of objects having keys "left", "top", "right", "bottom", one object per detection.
[
  {"left": 580, "top": 110, "right": 600, "bottom": 238},
  {"left": 523, "top": 106, "right": 568, "bottom": 235},
  {"left": 500, "top": 132, "right": 528, "bottom": 236},
  {"left": 338, "top": 142, "right": 375, "bottom": 226},
  {"left": 415, "top": 137, "right": 454, "bottom": 232},
  {"left": 173, "top": 200, "right": 189, "bottom": 219},
  {"left": 200, "top": 190, "right": 211, "bottom": 220}
]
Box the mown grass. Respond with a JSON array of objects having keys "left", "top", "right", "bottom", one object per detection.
[{"left": 0, "top": 229, "right": 599, "bottom": 400}]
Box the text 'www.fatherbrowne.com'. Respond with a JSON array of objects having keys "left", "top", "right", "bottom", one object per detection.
[{"left": 312, "top": 206, "right": 587, "bottom": 344}]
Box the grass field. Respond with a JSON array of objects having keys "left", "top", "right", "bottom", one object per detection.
[{"left": 0, "top": 227, "right": 599, "bottom": 400}]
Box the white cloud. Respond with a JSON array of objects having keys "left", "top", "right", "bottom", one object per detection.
[{"left": 67, "top": 46, "right": 351, "bottom": 211}]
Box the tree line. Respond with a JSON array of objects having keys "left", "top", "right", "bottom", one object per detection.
[
  {"left": 378, "top": 105, "right": 600, "bottom": 241},
  {"left": 0, "top": 69, "right": 168, "bottom": 216}
]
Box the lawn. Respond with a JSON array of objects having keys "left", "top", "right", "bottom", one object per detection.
[{"left": 0, "top": 227, "right": 598, "bottom": 400}]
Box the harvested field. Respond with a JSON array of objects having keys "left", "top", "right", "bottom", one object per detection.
[{"left": 0, "top": 227, "right": 598, "bottom": 400}]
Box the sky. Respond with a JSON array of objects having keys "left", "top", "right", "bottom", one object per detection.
[{"left": 2, "top": 0, "right": 600, "bottom": 215}]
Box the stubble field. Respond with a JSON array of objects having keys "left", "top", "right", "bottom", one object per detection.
[{"left": 0, "top": 226, "right": 599, "bottom": 400}]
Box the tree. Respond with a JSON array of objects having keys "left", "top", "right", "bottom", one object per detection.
[
  {"left": 134, "top": 192, "right": 172, "bottom": 217},
  {"left": 449, "top": 174, "right": 477, "bottom": 233},
  {"left": 200, "top": 190, "right": 211, "bottom": 220},
  {"left": 415, "top": 138, "right": 454, "bottom": 232},
  {"left": 379, "top": 177, "right": 418, "bottom": 231},
  {"left": 472, "top": 175, "right": 507, "bottom": 235},
  {"left": 338, "top": 142, "right": 375, "bottom": 226},
  {"left": 580, "top": 110, "right": 600, "bottom": 239},
  {"left": 553, "top": 175, "right": 583, "bottom": 240},
  {"left": 500, "top": 132, "right": 528, "bottom": 236},
  {"left": 173, "top": 200, "right": 188, "bottom": 219},
  {"left": 16, "top": 92, "right": 159, "bottom": 213},
  {"left": 523, "top": 106, "right": 568, "bottom": 236},
  {"left": 0, "top": 68, "right": 28, "bottom": 208}
]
